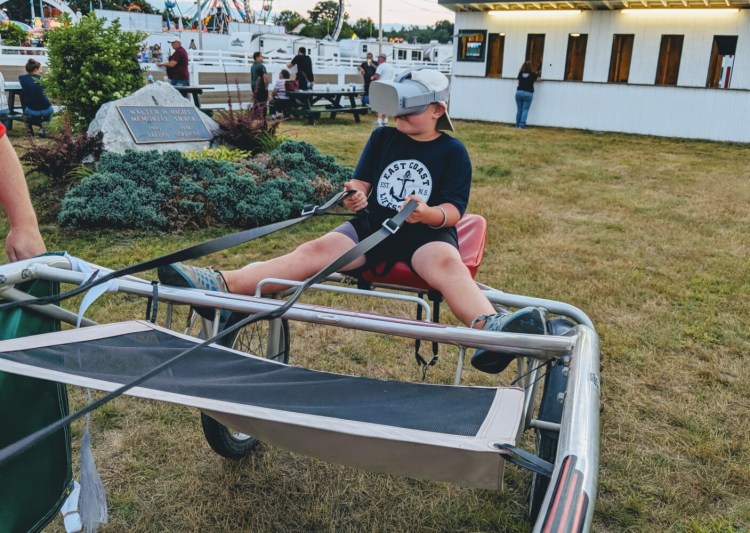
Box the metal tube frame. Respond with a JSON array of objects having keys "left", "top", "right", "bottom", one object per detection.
[{"left": 0, "top": 256, "right": 600, "bottom": 532}]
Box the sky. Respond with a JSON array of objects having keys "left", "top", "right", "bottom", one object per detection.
[{"left": 268, "top": 0, "right": 453, "bottom": 27}]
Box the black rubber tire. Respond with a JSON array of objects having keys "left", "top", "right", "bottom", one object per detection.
[
  {"left": 528, "top": 317, "right": 574, "bottom": 521},
  {"left": 200, "top": 314, "right": 290, "bottom": 459}
]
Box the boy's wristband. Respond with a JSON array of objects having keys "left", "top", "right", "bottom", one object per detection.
[{"left": 428, "top": 206, "right": 447, "bottom": 229}]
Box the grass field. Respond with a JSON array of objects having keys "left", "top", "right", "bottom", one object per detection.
[{"left": 2, "top": 118, "right": 749, "bottom": 532}]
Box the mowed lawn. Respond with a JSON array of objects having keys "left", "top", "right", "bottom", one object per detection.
[{"left": 2, "top": 118, "right": 749, "bottom": 532}]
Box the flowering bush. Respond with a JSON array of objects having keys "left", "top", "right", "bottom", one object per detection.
[{"left": 43, "top": 14, "right": 146, "bottom": 131}]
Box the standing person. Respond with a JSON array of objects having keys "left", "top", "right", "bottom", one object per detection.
[
  {"left": 250, "top": 51, "right": 269, "bottom": 110},
  {"left": 515, "top": 61, "right": 540, "bottom": 129},
  {"left": 288, "top": 47, "right": 314, "bottom": 90},
  {"left": 0, "top": 121, "right": 46, "bottom": 261},
  {"left": 370, "top": 53, "right": 396, "bottom": 127},
  {"left": 18, "top": 59, "right": 54, "bottom": 137},
  {"left": 157, "top": 68, "right": 547, "bottom": 375},
  {"left": 358, "top": 52, "right": 377, "bottom": 105},
  {"left": 157, "top": 39, "right": 190, "bottom": 87}
]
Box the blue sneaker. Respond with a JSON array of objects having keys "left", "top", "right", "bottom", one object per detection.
[
  {"left": 470, "top": 307, "right": 547, "bottom": 374},
  {"left": 158, "top": 263, "right": 229, "bottom": 319}
]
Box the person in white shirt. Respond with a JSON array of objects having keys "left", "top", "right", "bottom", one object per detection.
[
  {"left": 270, "top": 69, "right": 292, "bottom": 118},
  {"left": 370, "top": 53, "right": 396, "bottom": 127}
]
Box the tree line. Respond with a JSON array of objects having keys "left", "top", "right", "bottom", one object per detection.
[
  {"left": 1, "top": 0, "right": 453, "bottom": 44},
  {"left": 274, "top": 1, "right": 454, "bottom": 43}
]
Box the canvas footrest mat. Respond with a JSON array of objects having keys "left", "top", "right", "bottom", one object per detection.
[{"left": 0, "top": 320, "right": 526, "bottom": 490}]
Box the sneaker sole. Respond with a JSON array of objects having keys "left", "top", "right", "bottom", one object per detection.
[
  {"left": 157, "top": 265, "right": 224, "bottom": 320},
  {"left": 470, "top": 307, "right": 547, "bottom": 374}
]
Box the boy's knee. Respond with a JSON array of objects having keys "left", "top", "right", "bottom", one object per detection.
[{"left": 295, "top": 238, "right": 329, "bottom": 258}]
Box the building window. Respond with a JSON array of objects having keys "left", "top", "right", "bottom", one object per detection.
[
  {"left": 526, "top": 34, "right": 545, "bottom": 75},
  {"left": 486, "top": 33, "right": 505, "bottom": 78},
  {"left": 655, "top": 35, "right": 684, "bottom": 86},
  {"left": 609, "top": 34, "right": 634, "bottom": 83},
  {"left": 457, "top": 30, "right": 487, "bottom": 62},
  {"left": 564, "top": 33, "right": 588, "bottom": 81},
  {"left": 411, "top": 50, "right": 421, "bottom": 61},
  {"left": 706, "top": 35, "right": 737, "bottom": 88},
  {"left": 397, "top": 49, "right": 407, "bottom": 60},
  {"left": 363, "top": 45, "right": 368, "bottom": 53}
]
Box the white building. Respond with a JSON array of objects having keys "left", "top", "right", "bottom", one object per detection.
[{"left": 439, "top": 0, "right": 750, "bottom": 142}]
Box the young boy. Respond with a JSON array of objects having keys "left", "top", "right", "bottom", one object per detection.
[{"left": 159, "top": 69, "right": 545, "bottom": 374}]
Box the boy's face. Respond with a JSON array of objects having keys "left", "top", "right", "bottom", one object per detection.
[{"left": 395, "top": 103, "right": 444, "bottom": 137}]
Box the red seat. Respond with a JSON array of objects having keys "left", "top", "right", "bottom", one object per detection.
[{"left": 361, "top": 214, "right": 488, "bottom": 292}]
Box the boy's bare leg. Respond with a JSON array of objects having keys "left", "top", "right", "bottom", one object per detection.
[
  {"left": 411, "top": 241, "right": 496, "bottom": 326},
  {"left": 222, "top": 232, "right": 365, "bottom": 295}
]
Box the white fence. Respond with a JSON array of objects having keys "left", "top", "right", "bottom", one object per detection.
[{"left": 0, "top": 46, "right": 48, "bottom": 66}]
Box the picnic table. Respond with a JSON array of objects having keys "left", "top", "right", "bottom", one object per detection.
[
  {"left": 286, "top": 88, "right": 369, "bottom": 125},
  {"left": 175, "top": 86, "right": 214, "bottom": 109},
  {"left": 2, "top": 82, "right": 24, "bottom": 130}
]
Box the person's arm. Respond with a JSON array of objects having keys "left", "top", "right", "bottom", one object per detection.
[
  {"left": 402, "top": 195, "right": 460, "bottom": 228},
  {"left": 0, "top": 134, "right": 46, "bottom": 261},
  {"left": 158, "top": 58, "right": 176, "bottom": 67}
]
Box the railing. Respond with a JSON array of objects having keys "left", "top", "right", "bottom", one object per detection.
[{"left": 0, "top": 46, "right": 49, "bottom": 66}]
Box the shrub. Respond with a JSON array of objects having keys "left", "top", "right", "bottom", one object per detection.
[
  {"left": 0, "top": 21, "right": 28, "bottom": 46},
  {"left": 59, "top": 141, "right": 353, "bottom": 231},
  {"left": 43, "top": 14, "right": 146, "bottom": 131},
  {"left": 58, "top": 172, "right": 166, "bottom": 229},
  {"left": 22, "top": 113, "right": 104, "bottom": 223},
  {"left": 185, "top": 146, "right": 253, "bottom": 162},
  {"left": 21, "top": 114, "right": 104, "bottom": 182},
  {"left": 212, "top": 104, "right": 281, "bottom": 153}
]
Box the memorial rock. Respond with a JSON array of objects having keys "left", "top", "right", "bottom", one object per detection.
[{"left": 88, "top": 82, "right": 221, "bottom": 154}]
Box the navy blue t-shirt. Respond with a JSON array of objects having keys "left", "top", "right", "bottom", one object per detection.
[
  {"left": 19, "top": 74, "right": 52, "bottom": 111},
  {"left": 352, "top": 127, "right": 472, "bottom": 229}
]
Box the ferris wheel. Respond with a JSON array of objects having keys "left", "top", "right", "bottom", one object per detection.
[
  {"left": 330, "top": 0, "right": 344, "bottom": 40},
  {"left": 255, "top": 0, "right": 272, "bottom": 24}
]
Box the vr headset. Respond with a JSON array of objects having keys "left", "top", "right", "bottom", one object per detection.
[{"left": 368, "top": 66, "right": 450, "bottom": 118}]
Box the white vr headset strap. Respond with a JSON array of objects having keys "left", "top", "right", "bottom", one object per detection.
[{"left": 401, "top": 88, "right": 450, "bottom": 108}]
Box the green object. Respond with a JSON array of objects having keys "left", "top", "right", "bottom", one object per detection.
[{"left": 0, "top": 279, "right": 73, "bottom": 533}]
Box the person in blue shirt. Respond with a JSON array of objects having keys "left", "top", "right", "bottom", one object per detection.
[{"left": 18, "top": 59, "right": 54, "bottom": 137}]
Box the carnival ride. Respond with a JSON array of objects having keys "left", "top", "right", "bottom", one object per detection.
[
  {"left": 0, "top": 195, "right": 600, "bottom": 532},
  {"left": 163, "top": 0, "right": 274, "bottom": 31}
]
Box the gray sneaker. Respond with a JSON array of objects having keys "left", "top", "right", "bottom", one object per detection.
[
  {"left": 470, "top": 307, "right": 547, "bottom": 374},
  {"left": 158, "top": 263, "right": 228, "bottom": 319}
]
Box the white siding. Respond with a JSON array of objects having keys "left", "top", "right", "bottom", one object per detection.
[
  {"left": 449, "top": 77, "right": 750, "bottom": 142},
  {"left": 450, "top": 9, "right": 750, "bottom": 141}
]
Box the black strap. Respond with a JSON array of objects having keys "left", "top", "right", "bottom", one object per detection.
[
  {"left": 0, "top": 200, "right": 418, "bottom": 466},
  {"left": 0, "top": 191, "right": 352, "bottom": 313}
]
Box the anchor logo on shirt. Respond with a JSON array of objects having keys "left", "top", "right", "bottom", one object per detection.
[
  {"left": 390, "top": 171, "right": 415, "bottom": 202},
  {"left": 376, "top": 159, "right": 433, "bottom": 211}
]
